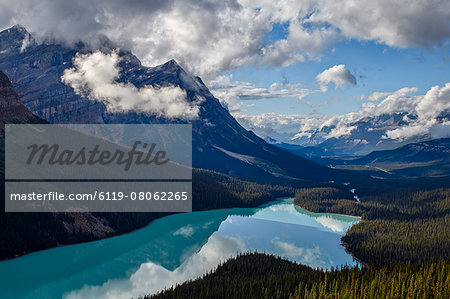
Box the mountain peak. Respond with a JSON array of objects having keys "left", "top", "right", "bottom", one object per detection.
[
  {"left": 148, "top": 59, "right": 209, "bottom": 94},
  {"left": 0, "top": 24, "right": 36, "bottom": 55},
  {"left": 160, "top": 59, "right": 183, "bottom": 71},
  {"left": 166, "top": 59, "right": 178, "bottom": 65},
  {"left": 0, "top": 24, "right": 30, "bottom": 40},
  {"left": 10, "top": 24, "right": 28, "bottom": 34}
]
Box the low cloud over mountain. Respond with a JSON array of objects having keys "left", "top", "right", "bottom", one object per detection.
[{"left": 61, "top": 51, "right": 201, "bottom": 119}]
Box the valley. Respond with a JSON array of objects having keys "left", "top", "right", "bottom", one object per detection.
[{"left": 0, "top": 17, "right": 448, "bottom": 299}]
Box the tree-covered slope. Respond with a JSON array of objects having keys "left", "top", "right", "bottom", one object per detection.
[{"left": 146, "top": 253, "right": 450, "bottom": 299}]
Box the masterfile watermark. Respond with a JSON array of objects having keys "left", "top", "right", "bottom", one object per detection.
[
  {"left": 26, "top": 141, "right": 170, "bottom": 171},
  {"left": 5, "top": 124, "right": 192, "bottom": 212}
]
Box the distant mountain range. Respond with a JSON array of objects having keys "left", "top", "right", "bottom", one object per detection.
[
  {"left": 346, "top": 138, "right": 450, "bottom": 165},
  {"left": 277, "top": 138, "right": 450, "bottom": 178},
  {"left": 290, "top": 113, "right": 429, "bottom": 156},
  {"left": 333, "top": 138, "right": 450, "bottom": 178},
  {"left": 0, "top": 25, "right": 343, "bottom": 183}
]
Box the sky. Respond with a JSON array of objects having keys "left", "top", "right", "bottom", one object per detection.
[
  {"left": 1, "top": 0, "right": 449, "bottom": 142},
  {"left": 225, "top": 40, "right": 448, "bottom": 116}
]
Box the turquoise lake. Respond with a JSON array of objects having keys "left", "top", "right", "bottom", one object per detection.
[{"left": 0, "top": 198, "right": 360, "bottom": 299}]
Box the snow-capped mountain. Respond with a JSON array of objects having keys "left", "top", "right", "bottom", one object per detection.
[{"left": 291, "top": 112, "right": 439, "bottom": 156}]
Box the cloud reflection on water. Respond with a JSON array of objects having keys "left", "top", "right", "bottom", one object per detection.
[{"left": 65, "top": 201, "right": 358, "bottom": 299}]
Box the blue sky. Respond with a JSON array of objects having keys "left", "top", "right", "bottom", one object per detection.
[{"left": 225, "top": 37, "right": 449, "bottom": 116}]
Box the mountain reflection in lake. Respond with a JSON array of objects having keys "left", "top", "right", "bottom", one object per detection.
[{"left": 0, "top": 199, "right": 359, "bottom": 299}]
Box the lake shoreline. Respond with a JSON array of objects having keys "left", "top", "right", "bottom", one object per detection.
[
  {"left": 0, "top": 198, "right": 361, "bottom": 298},
  {"left": 293, "top": 202, "right": 362, "bottom": 220},
  {"left": 1, "top": 198, "right": 361, "bottom": 264},
  {"left": 0, "top": 198, "right": 283, "bottom": 262},
  {"left": 292, "top": 200, "right": 364, "bottom": 267},
  {"left": 0, "top": 216, "right": 163, "bottom": 262}
]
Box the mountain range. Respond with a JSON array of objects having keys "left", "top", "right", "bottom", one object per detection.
[
  {"left": 290, "top": 112, "right": 430, "bottom": 156},
  {"left": 0, "top": 69, "right": 300, "bottom": 259},
  {"left": 0, "top": 25, "right": 343, "bottom": 183},
  {"left": 276, "top": 137, "right": 450, "bottom": 178},
  {"left": 333, "top": 138, "right": 450, "bottom": 178}
]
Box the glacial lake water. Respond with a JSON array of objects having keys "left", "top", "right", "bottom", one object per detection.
[{"left": 0, "top": 198, "right": 359, "bottom": 299}]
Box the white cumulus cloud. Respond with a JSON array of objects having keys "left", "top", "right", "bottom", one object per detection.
[
  {"left": 384, "top": 83, "right": 450, "bottom": 140},
  {"left": 316, "top": 64, "right": 356, "bottom": 92}
]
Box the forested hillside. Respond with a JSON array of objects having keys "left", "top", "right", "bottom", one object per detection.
[
  {"left": 295, "top": 187, "right": 450, "bottom": 265},
  {"left": 147, "top": 253, "right": 450, "bottom": 299}
]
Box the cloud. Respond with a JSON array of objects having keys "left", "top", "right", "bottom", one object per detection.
[
  {"left": 61, "top": 51, "right": 201, "bottom": 119},
  {"left": 314, "top": 216, "right": 349, "bottom": 232},
  {"left": 235, "top": 112, "right": 359, "bottom": 143},
  {"left": 1, "top": 0, "right": 449, "bottom": 77},
  {"left": 308, "top": 0, "right": 450, "bottom": 48},
  {"left": 237, "top": 83, "right": 450, "bottom": 143},
  {"left": 327, "top": 124, "right": 357, "bottom": 139},
  {"left": 209, "top": 75, "right": 317, "bottom": 112},
  {"left": 359, "top": 87, "right": 419, "bottom": 116},
  {"left": 271, "top": 239, "right": 326, "bottom": 266},
  {"left": 304, "top": 96, "right": 346, "bottom": 108},
  {"left": 234, "top": 112, "right": 325, "bottom": 140},
  {"left": 19, "top": 30, "right": 33, "bottom": 52},
  {"left": 235, "top": 112, "right": 358, "bottom": 144},
  {"left": 384, "top": 83, "right": 450, "bottom": 140},
  {"left": 429, "top": 122, "right": 450, "bottom": 138},
  {"left": 173, "top": 225, "right": 195, "bottom": 238},
  {"left": 367, "top": 91, "right": 392, "bottom": 102},
  {"left": 316, "top": 64, "right": 356, "bottom": 92},
  {"left": 313, "top": 84, "right": 450, "bottom": 141},
  {"left": 261, "top": 20, "right": 339, "bottom": 67}
]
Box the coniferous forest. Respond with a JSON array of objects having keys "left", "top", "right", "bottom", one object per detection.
[
  {"left": 295, "top": 187, "right": 450, "bottom": 265},
  {"left": 146, "top": 182, "right": 450, "bottom": 298},
  {"left": 147, "top": 253, "right": 449, "bottom": 299}
]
